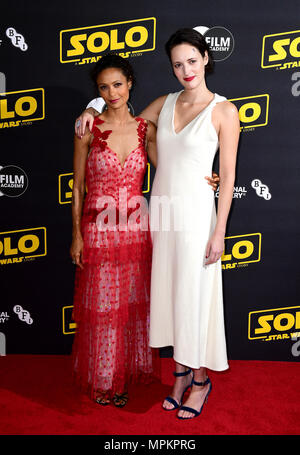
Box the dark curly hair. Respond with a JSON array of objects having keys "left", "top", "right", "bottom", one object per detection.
[
  {"left": 165, "top": 28, "right": 214, "bottom": 74},
  {"left": 90, "top": 53, "right": 135, "bottom": 95}
]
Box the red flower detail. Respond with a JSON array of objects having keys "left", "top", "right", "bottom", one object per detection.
[
  {"left": 90, "top": 118, "right": 112, "bottom": 150},
  {"left": 99, "top": 130, "right": 112, "bottom": 141},
  {"left": 136, "top": 117, "right": 148, "bottom": 147}
]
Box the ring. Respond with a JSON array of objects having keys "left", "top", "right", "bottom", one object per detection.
[{"left": 76, "top": 120, "right": 81, "bottom": 127}]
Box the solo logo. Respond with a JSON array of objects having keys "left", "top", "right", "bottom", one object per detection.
[
  {"left": 0, "top": 88, "right": 45, "bottom": 129},
  {"left": 229, "top": 95, "right": 269, "bottom": 130},
  {"left": 0, "top": 227, "right": 47, "bottom": 265},
  {"left": 60, "top": 17, "right": 156, "bottom": 65},
  {"left": 58, "top": 165, "right": 151, "bottom": 204},
  {"left": 221, "top": 232, "right": 261, "bottom": 270},
  {"left": 62, "top": 306, "right": 76, "bottom": 335},
  {"left": 261, "top": 30, "right": 300, "bottom": 70},
  {"left": 59, "top": 173, "right": 74, "bottom": 205},
  {"left": 248, "top": 306, "right": 300, "bottom": 341}
]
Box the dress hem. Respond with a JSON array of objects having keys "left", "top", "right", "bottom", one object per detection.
[{"left": 149, "top": 343, "right": 229, "bottom": 371}]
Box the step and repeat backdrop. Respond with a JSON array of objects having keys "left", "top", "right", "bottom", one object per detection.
[{"left": 1, "top": 0, "right": 300, "bottom": 361}]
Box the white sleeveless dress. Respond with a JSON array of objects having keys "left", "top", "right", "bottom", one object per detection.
[{"left": 149, "top": 91, "right": 229, "bottom": 371}]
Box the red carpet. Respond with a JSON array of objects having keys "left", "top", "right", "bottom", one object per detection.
[{"left": 0, "top": 355, "right": 299, "bottom": 435}]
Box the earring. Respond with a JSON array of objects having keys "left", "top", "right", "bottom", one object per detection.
[{"left": 127, "top": 101, "right": 134, "bottom": 115}]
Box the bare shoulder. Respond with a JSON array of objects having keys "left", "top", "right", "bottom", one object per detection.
[
  {"left": 139, "top": 94, "right": 168, "bottom": 123},
  {"left": 214, "top": 100, "right": 239, "bottom": 119},
  {"left": 150, "top": 94, "right": 168, "bottom": 108}
]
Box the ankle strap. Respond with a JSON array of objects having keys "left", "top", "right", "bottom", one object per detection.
[
  {"left": 192, "top": 377, "right": 210, "bottom": 387},
  {"left": 173, "top": 368, "right": 192, "bottom": 377}
]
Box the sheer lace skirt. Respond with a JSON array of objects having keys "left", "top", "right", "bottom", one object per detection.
[{"left": 71, "top": 234, "right": 159, "bottom": 400}]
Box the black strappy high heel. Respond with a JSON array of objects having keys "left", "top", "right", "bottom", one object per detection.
[
  {"left": 163, "top": 369, "right": 193, "bottom": 411},
  {"left": 177, "top": 376, "right": 212, "bottom": 420}
]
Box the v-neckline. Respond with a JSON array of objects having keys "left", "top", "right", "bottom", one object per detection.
[
  {"left": 106, "top": 145, "right": 140, "bottom": 170},
  {"left": 93, "top": 117, "right": 143, "bottom": 171},
  {"left": 172, "top": 91, "right": 216, "bottom": 135}
]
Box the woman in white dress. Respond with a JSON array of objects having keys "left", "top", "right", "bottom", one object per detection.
[{"left": 75, "top": 28, "right": 239, "bottom": 420}]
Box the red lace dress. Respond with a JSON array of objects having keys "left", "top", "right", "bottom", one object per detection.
[{"left": 72, "top": 116, "right": 159, "bottom": 401}]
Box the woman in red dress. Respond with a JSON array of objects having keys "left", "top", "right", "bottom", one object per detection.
[{"left": 70, "top": 54, "right": 158, "bottom": 407}]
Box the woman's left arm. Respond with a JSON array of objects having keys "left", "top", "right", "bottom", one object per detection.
[{"left": 205, "top": 101, "right": 240, "bottom": 265}]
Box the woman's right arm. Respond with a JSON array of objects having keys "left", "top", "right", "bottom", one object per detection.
[
  {"left": 145, "top": 120, "right": 157, "bottom": 168},
  {"left": 75, "top": 95, "right": 168, "bottom": 137},
  {"left": 139, "top": 95, "right": 167, "bottom": 126},
  {"left": 70, "top": 131, "right": 90, "bottom": 269}
]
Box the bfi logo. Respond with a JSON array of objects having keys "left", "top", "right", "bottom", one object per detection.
[
  {"left": 13, "top": 305, "right": 33, "bottom": 324},
  {"left": 251, "top": 179, "right": 272, "bottom": 200}
]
